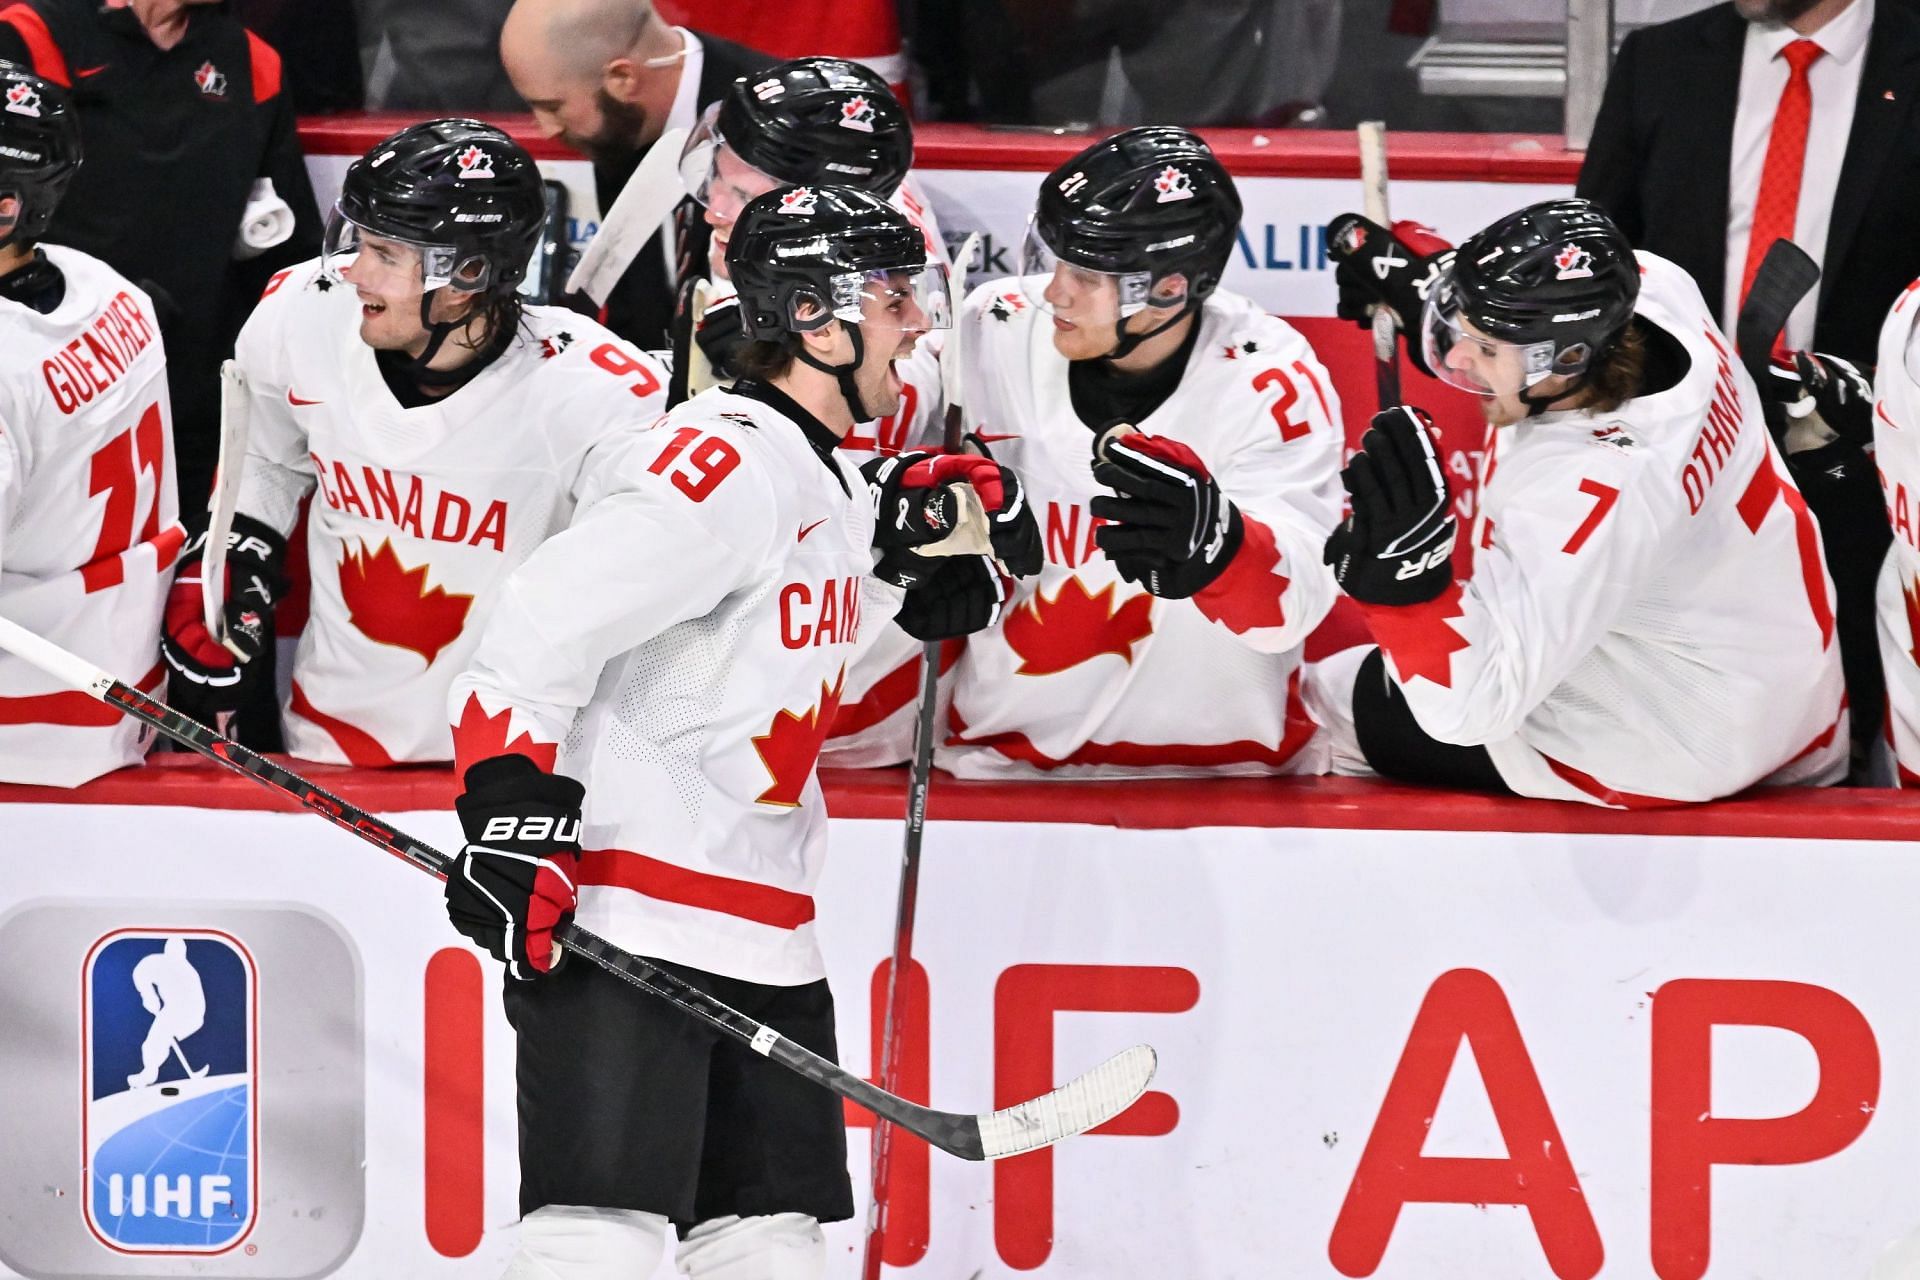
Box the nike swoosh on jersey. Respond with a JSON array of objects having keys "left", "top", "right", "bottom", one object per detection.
[
  {"left": 76, "top": 64, "right": 110, "bottom": 78},
  {"left": 974, "top": 432, "right": 1022, "bottom": 443},
  {"left": 797, "top": 518, "right": 829, "bottom": 542},
  {"left": 287, "top": 389, "right": 323, "bottom": 406}
]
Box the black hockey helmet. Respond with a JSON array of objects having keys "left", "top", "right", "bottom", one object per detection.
[
  {"left": 1422, "top": 198, "right": 1640, "bottom": 404},
  {"left": 729, "top": 185, "right": 946, "bottom": 339},
  {"left": 727, "top": 184, "right": 949, "bottom": 420},
  {"left": 327, "top": 118, "right": 546, "bottom": 295},
  {"left": 0, "top": 60, "right": 82, "bottom": 249},
  {"left": 684, "top": 57, "right": 912, "bottom": 206},
  {"left": 1020, "top": 126, "right": 1242, "bottom": 358}
]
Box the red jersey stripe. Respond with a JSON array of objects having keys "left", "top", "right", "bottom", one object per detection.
[
  {"left": 578, "top": 848, "right": 817, "bottom": 930},
  {"left": 289, "top": 680, "right": 398, "bottom": 768},
  {"left": 0, "top": 661, "right": 161, "bottom": 727},
  {"left": 948, "top": 671, "right": 1319, "bottom": 771}
]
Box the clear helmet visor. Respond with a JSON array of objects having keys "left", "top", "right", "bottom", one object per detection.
[
  {"left": 322, "top": 206, "right": 486, "bottom": 295},
  {"left": 789, "top": 263, "right": 954, "bottom": 339},
  {"left": 681, "top": 104, "right": 782, "bottom": 221},
  {"left": 1015, "top": 216, "right": 1158, "bottom": 327},
  {"left": 1420, "top": 284, "right": 1564, "bottom": 400}
]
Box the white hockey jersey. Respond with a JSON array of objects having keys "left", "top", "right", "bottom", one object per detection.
[
  {"left": 234, "top": 259, "right": 669, "bottom": 766},
  {"left": 1350, "top": 253, "right": 1846, "bottom": 805},
  {"left": 1870, "top": 277, "right": 1920, "bottom": 784},
  {"left": 931, "top": 279, "right": 1344, "bottom": 779},
  {"left": 0, "top": 247, "right": 179, "bottom": 786},
  {"left": 695, "top": 175, "right": 951, "bottom": 769},
  {"left": 450, "top": 383, "right": 901, "bottom": 985}
]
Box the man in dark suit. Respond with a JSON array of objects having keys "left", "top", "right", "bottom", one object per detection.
[
  {"left": 1579, "top": 0, "right": 1920, "bottom": 775},
  {"left": 500, "top": 0, "right": 770, "bottom": 348}
]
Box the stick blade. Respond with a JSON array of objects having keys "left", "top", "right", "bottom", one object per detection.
[
  {"left": 973, "top": 1044, "right": 1158, "bottom": 1161},
  {"left": 1735, "top": 237, "right": 1819, "bottom": 359}
]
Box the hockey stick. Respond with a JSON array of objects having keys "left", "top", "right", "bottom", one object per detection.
[
  {"left": 565, "top": 126, "right": 691, "bottom": 307},
  {"left": 863, "top": 231, "right": 981, "bottom": 1279},
  {"left": 202, "top": 360, "right": 251, "bottom": 655},
  {"left": 0, "top": 614, "right": 1155, "bottom": 1162},
  {"left": 169, "top": 1040, "right": 210, "bottom": 1080},
  {"left": 1734, "top": 236, "right": 1820, "bottom": 396},
  {"left": 1357, "top": 122, "right": 1401, "bottom": 408}
]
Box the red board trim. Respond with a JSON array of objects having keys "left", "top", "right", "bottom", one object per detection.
[
  {"left": 296, "top": 116, "right": 1585, "bottom": 185},
  {"left": 8, "top": 755, "right": 1920, "bottom": 841}
]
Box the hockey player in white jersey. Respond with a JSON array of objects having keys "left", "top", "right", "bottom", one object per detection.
[
  {"left": 1308, "top": 198, "right": 1845, "bottom": 805},
  {"left": 1868, "top": 278, "right": 1920, "bottom": 783},
  {"left": 933, "top": 126, "right": 1345, "bottom": 779},
  {"left": 0, "top": 63, "right": 181, "bottom": 786},
  {"left": 441, "top": 186, "right": 1033, "bottom": 1279},
  {"left": 674, "top": 55, "right": 951, "bottom": 765},
  {"left": 158, "top": 120, "right": 670, "bottom": 765}
]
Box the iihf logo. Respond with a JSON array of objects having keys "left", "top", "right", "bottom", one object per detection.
[
  {"left": 1153, "top": 166, "right": 1194, "bottom": 204},
  {"left": 1554, "top": 242, "right": 1594, "bottom": 280},
  {"left": 780, "top": 186, "right": 818, "bottom": 215},
  {"left": 192, "top": 61, "right": 227, "bottom": 98},
  {"left": 456, "top": 144, "right": 496, "bottom": 179},
  {"left": 82, "top": 929, "right": 257, "bottom": 1254},
  {"left": 839, "top": 95, "right": 876, "bottom": 133},
  {"left": 4, "top": 80, "right": 42, "bottom": 117}
]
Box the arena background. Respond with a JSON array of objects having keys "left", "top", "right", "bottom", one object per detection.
[{"left": 3, "top": 123, "right": 1911, "bottom": 1280}]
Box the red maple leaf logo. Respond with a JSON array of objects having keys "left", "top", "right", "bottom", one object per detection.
[
  {"left": 752, "top": 667, "right": 846, "bottom": 808},
  {"left": 452, "top": 692, "right": 558, "bottom": 776},
  {"left": 1003, "top": 577, "right": 1154, "bottom": 676},
  {"left": 1197, "top": 518, "right": 1289, "bottom": 636},
  {"left": 1365, "top": 580, "right": 1472, "bottom": 688},
  {"left": 338, "top": 539, "right": 475, "bottom": 665}
]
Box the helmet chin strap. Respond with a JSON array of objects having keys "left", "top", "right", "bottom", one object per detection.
[
  {"left": 408, "top": 287, "right": 496, "bottom": 384},
  {"left": 1101, "top": 295, "right": 1195, "bottom": 363},
  {"left": 795, "top": 323, "right": 871, "bottom": 423}
]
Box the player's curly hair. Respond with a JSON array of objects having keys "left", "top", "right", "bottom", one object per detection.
[
  {"left": 730, "top": 335, "right": 800, "bottom": 382},
  {"left": 1579, "top": 320, "right": 1645, "bottom": 415}
]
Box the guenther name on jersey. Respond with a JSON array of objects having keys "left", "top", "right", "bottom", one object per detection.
[{"left": 40, "top": 291, "right": 159, "bottom": 415}]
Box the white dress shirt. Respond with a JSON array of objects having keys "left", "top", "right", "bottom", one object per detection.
[{"left": 1723, "top": 0, "right": 1873, "bottom": 349}]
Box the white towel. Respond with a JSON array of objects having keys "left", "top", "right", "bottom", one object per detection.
[{"left": 233, "top": 178, "right": 294, "bottom": 260}]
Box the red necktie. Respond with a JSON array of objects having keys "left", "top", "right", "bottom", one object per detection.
[{"left": 1737, "top": 38, "right": 1825, "bottom": 349}]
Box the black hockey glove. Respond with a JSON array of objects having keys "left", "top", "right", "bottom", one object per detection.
[
  {"left": 1323, "top": 406, "right": 1458, "bottom": 607},
  {"left": 862, "top": 451, "right": 1042, "bottom": 576},
  {"left": 448, "top": 754, "right": 586, "bottom": 981},
  {"left": 161, "top": 513, "right": 286, "bottom": 719},
  {"left": 1089, "top": 427, "right": 1244, "bottom": 599},
  {"left": 894, "top": 554, "right": 1012, "bottom": 640},
  {"left": 1762, "top": 351, "right": 1875, "bottom": 453},
  {"left": 1326, "top": 214, "right": 1455, "bottom": 374}
]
